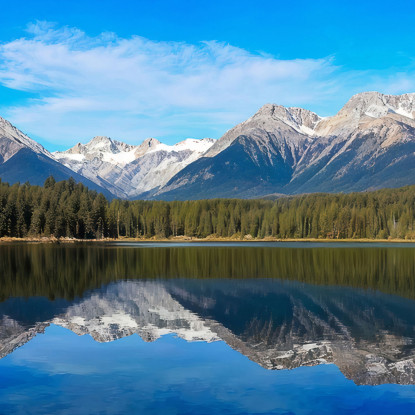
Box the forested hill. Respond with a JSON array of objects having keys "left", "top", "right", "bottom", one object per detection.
[{"left": 0, "top": 177, "right": 415, "bottom": 240}]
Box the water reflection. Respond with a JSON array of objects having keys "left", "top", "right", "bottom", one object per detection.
[
  {"left": 1, "top": 242, "right": 415, "bottom": 299},
  {"left": 2, "top": 242, "right": 415, "bottom": 389},
  {"left": 2, "top": 264, "right": 415, "bottom": 385}
]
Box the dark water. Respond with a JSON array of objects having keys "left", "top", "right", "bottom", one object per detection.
[{"left": 1, "top": 242, "right": 415, "bottom": 414}]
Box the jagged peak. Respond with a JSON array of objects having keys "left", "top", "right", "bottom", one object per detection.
[
  {"left": 339, "top": 91, "right": 415, "bottom": 120},
  {"left": 89, "top": 135, "right": 112, "bottom": 143},
  {"left": 61, "top": 135, "right": 135, "bottom": 156},
  {"left": 135, "top": 137, "right": 214, "bottom": 157},
  {"left": 64, "top": 142, "right": 83, "bottom": 155},
  {"left": 0, "top": 114, "right": 50, "bottom": 157},
  {"left": 134, "top": 138, "right": 162, "bottom": 157},
  {"left": 141, "top": 137, "right": 161, "bottom": 147},
  {"left": 252, "top": 103, "right": 288, "bottom": 121},
  {"left": 87, "top": 136, "right": 119, "bottom": 153},
  {"left": 248, "top": 103, "right": 321, "bottom": 136},
  {"left": 347, "top": 91, "right": 415, "bottom": 101},
  {"left": 204, "top": 103, "right": 319, "bottom": 158},
  {"left": 254, "top": 103, "right": 319, "bottom": 118},
  {"left": 0, "top": 114, "right": 11, "bottom": 127}
]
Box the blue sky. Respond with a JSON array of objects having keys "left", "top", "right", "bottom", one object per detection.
[{"left": 0, "top": 0, "right": 414, "bottom": 150}]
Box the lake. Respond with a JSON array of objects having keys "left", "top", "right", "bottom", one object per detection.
[{"left": 1, "top": 242, "right": 415, "bottom": 414}]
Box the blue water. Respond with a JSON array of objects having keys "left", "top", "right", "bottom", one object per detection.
[
  {"left": 0, "top": 325, "right": 414, "bottom": 415},
  {"left": 2, "top": 243, "right": 415, "bottom": 414}
]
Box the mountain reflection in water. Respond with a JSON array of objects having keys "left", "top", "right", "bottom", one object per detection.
[{"left": 2, "top": 243, "right": 415, "bottom": 388}]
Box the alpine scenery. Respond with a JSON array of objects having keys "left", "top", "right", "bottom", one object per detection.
[
  {"left": 2, "top": 91, "right": 415, "bottom": 199},
  {"left": 1, "top": 1, "right": 415, "bottom": 414}
]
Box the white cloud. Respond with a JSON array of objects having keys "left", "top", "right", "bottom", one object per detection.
[{"left": 0, "top": 22, "right": 414, "bottom": 149}]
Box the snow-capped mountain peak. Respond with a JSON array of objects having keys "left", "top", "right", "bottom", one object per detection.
[
  {"left": 134, "top": 138, "right": 162, "bottom": 157},
  {"left": 0, "top": 115, "right": 51, "bottom": 162},
  {"left": 204, "top": 103, "right": 319, "bottom": 158},
  {"left": 53, "top": 135, "right": 215, "bottom": 198},
  {"left": 314, "top": 92, "right": 415, "bottom": 137},
  {"left": 55, "top": 136, "right": 137, "bottom": 167},
  {"left": 339, "top": 91, "right": 415, "bottom": 120},
  {"left": 3, "top": 90, "right": 415, "bottom": 200},
  {"left": 147, "top": 138, "right": 215, "bottom": 155},
  {"left": 63, "top": 136, "right": 135, "bottom": 158},
  {"left": 253, "top": 104, "right": 322, "bottom": 135}
]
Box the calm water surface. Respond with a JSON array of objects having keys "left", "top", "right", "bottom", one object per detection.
[{"left": 1, "top": 242, "right": 415, "bottom": 414}]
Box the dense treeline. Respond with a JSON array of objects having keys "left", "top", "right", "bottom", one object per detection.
[{"left": 1, "top": 176, "right": 415, "bottom": 239}]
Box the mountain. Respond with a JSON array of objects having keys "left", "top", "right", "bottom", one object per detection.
[
  {"left": 154, "top": 104, "right": 321, "bottom": 199},
  {"left": 2, "top": 91, "right": 415, "bottom": 200},
  {"left": 53, "top": 136, "right": 214, "bottom": 198},
  {"left": 156, "top": 92, "right": 415, "bottom": 199},
  {"left": 287, "top": 92, "right": 415, "bottom": 193},
  {"left": 0, "top": 117, "right": 113, "bottom": 198}
]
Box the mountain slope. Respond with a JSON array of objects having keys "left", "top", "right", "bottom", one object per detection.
[
  {"left": 154, "top": 104, "right": 319, "bottom": 199},
  {"left": 155, "top": 92, "right": 415, "bottom": 199},
  {"left": 288, "top": 94, "right": 415, "bottom": 193},
  {"left": 54, "top": 136, "right": 214, "bottom": 198},
  {"left": 3, "top": 91, "right": 415, "bottom": 200},
  {"left": 0, "top": 117, "right": 113, "bottom": 197},
  {"left": 205, "top": 104, "right": 320, "bottom": 158},
  {"left": 155, "top": 134, "right": 295, "bottom": 199},
  {"left": 0, "top": 116, "right": 51, "bottom": 163}
]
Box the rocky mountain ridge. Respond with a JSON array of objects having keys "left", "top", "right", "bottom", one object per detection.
[
  {"left": 1, "top": 91, "right": 415, "bottom": 199},
  {"left": 0, "top": 116, "right": 113, "bottom": 196},
  {"left": 0, "top": 116, "right": 50, "bottom": 163},
  {"left": 157, "top": 91, "right": 415, "bottom": 199},
  {"left": 53, "top": 136, "right": 214, "bottom": 198}
]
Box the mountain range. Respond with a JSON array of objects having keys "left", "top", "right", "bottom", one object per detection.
[{"left": 1, "top": 91, "right": 415, "bottom": 199}]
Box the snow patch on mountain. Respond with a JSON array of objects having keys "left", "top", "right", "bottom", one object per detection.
[
  {"left": 53, "top": 136, "right": 215, "bottom": 198},
  {"left": 315, "top": 92, "right": 415, "bottom": 137},
  {"left": 4, "top": 90, "right": 415, "bottom": 199},
  {"left": 54, "top": 136, "right": 136, "bottom": 166},
  {"left": 148, "top": 138, "right": 214, "bottom": 155}
]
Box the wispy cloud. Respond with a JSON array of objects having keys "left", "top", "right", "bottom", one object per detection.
[{"left": 0, "top": 21, "right": 414, "bottom": 148}]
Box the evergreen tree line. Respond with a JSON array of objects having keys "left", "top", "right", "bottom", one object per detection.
[{"left": 1, "top": 176, "right": 415, "bottom": 239}]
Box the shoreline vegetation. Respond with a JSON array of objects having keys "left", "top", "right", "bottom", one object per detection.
[
  {"left": 1, "top": 236, "right": 415, "bottom": 244},
  {"left": 2, "top": 177, "right": 415, "bottom": 241}
]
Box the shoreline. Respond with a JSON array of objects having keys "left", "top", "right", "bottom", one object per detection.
[{"left": 1, "top": 236, "right": 415, "bottom": 244}]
